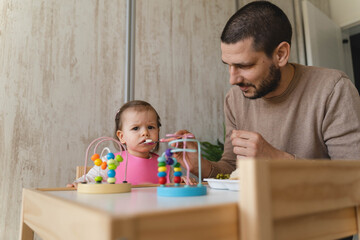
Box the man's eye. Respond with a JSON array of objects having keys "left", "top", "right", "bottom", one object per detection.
[{"left": 132, "top": 127, "right": 139, "bottom": 130}]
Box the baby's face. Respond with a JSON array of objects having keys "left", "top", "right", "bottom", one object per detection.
[{"left": 117, "top": 109, "right": 159, "bottom": 158}]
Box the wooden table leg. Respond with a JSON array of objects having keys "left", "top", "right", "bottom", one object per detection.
[{"left": 19, "top": 222, "right": 34, "bottom": 240}]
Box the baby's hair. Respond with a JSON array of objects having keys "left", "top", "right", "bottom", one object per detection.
[{"left": 114, "top": 100, "right": 161, "bottom": 152}]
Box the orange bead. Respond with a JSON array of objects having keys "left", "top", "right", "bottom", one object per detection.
[
  {"left": 101, "top": 161, "right": 107, "bottom": 170},
  {"left": 91, "top": 154, "right": 100, "bottom": 161}
]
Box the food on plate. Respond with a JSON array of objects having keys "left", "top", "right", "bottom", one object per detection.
[{"left": 215, "top": 173, "right": 230, "bottom": 179}]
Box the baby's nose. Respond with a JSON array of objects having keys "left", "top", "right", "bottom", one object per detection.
[{"left": 142, "top": 129, "right": 150, "bottom": 136}]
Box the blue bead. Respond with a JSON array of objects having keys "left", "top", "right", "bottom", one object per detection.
[
  {"left": 157, "top": 156, "right": 166, "bottom": 162},
  {"left": 165, "top": 148, "right": 173, "bottom": 157},
  {"left": 166, "top": 157, "right": 174, "bottom": 165},
  {"left": 174, "top": 171, "right": 182, "bottom": 177},
  {"left": 107, "top": 169, "right": 116, "bottom": 178},
  {"left": 107, "top": 152, "right": 115, "bottom": 160},
  {"left": 157, "top": 172, "right": 166, "bottom": 177}
]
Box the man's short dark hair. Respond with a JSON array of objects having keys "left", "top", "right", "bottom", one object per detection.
[{"left": 221, "top": 1, "right": 292, "bottom": 57}]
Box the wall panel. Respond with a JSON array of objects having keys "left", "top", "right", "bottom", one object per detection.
[
  {"left": 135, "top": 0, "right": 234, "bottom": 145},
  {"left": 0, "top": 0, "right": 126, "bottom": 239}
]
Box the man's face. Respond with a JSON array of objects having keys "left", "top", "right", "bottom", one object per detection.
[{"left": 221, "top": 38, "right": 281, "bottom": 99}]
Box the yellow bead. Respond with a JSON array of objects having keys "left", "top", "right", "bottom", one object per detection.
[
  {"left": 174, "top": 167, "right": 182, "bottom": 172},
  {"left": 158, "top": 166, "right": 167, "bottom": 172},
  {"left": 94, "top": 158, "right": 102, "bottom": 166}
]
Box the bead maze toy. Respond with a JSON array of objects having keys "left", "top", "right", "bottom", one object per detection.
[
  {"left": 77, "top": 137, "right": 131, "bottom": 194},
  {"left": 157, "top": 134, "right": 207, "bottom": 197}
]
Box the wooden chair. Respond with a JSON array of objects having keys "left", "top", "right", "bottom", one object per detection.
[
  {"left": 238, "top": 158, "right": 360, "bottom": 240},
  {"left": 76, "top": 166, "right": 92, "bottom": 179}
]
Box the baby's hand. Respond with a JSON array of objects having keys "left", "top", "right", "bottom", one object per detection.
[
  {"left": 181, "top": 176, "right": 197, "bottom": 185},
  {"left": 66, "top": 183, "right": 78, "bottom": 189}
]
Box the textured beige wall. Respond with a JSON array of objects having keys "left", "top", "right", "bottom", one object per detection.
[
  {"left": 0, "top": 0, "right": 236, "bottom": 239},
  {"left": 135, "top": 0, "right": 234, "bottom": 144},
  {"left": 0, "top": 0, "right": 127, "bottom": 239}
]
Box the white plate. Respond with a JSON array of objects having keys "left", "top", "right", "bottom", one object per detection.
[{"left": 204, "top": 178, "right": 239, "bottom": 191}]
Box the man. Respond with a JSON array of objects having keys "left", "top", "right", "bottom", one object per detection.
[{"left": 174, "top": 1, "right": 360, "bottom": 179}]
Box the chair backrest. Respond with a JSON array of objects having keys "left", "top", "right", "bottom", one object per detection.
[
  {"left": 238, "top": 157, "right": 360, "bottom": 240},
  {"left": 76, "top": 166, "right": 92, "bottom": 179}
]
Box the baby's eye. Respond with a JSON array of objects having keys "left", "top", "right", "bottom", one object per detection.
[
  {"left": 148, "top": 126, "right": 155, "bottom": 130},
  {"left": 131, "top": 127, "right": 139, "bottom": 131}
]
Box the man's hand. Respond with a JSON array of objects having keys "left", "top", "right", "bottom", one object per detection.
[
  {"left": 231, "top": 130, "right": 295, "bottom": 159},
  {"left": 172, "top": 130, "right": 212, "bottom": 178}
]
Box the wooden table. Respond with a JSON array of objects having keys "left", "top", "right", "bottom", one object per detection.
[
  {"left": 20, "top": 158, "right": 360, "bottom": 240},
  {"left": 20, "top": 186, "right": 239, "bottom": 240}
]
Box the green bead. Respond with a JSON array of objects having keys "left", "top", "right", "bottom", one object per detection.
[
  {"left": 95, "top": 176, "right": 103, "bottom": 182},
  {"left": 108, "top": 164, "right": 117, "bottom": 170},
  {"left": 115, "top": 155, "right": 123, "bottom": 162},
  {"left": 107, "top": 159, "right": 115, "bottom": 165},
  {"left": 158, "top": 162, "right": 166, "bottom": 167},
  {"left": 174, "top": 163, "right": 180, "bottom": 167}
]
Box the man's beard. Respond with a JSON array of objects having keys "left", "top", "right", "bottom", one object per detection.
[{"left": 238, "top": 64, "right": 281, "bottom": 99}]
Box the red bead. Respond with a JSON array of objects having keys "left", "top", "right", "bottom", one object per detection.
[
  {"left": 159, "top": 177, "right": 166, "bottom": 185},
  {"left": 174, "top": 176, "right": 181, "bottom": 183}
]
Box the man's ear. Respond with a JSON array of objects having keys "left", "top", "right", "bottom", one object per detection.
[
  {"left": 116, "top": 130, "right": 126, "bottom": 144},
  {"left": 273, "top": 41, "right": 290, "bottom": 67}
]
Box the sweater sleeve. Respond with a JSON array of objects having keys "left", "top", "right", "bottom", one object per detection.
[
  {"left": 322, "top": 77, "right": 360, "bottom": 159},
  {"left": 208, "top": 92, "right": 237, "bottom": 177}
]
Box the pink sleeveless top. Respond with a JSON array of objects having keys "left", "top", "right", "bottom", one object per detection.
[{"left": 115, "top": 151, "right": 163, "bottom": 185}]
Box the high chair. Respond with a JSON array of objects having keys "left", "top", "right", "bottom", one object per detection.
[{"left": 76, "top": 166, "right": 92, "bottom": 179}]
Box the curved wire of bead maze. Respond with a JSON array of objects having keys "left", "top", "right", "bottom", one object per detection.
[
  {"left": 83, "top": 136, "right": 128, "bottom": 183},
  {"left": 158, "top": 134, "right": 204, "bottom": 187}
]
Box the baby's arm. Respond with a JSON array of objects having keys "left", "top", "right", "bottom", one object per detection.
[{"left": 66, "top": 166, "right": 108, "bottom": 188}]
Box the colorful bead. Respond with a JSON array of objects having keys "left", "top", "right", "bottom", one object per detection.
[
  {"left": 174, "top": 176, "right": 181, "bottom": 183},
  {"left": 107, "top": 159, "right": 115, "bottom": 165},
  {"left": 157, "top": 172, "right": 166, "bottom": 177},
  {"left": 165, "top": 148, "right": 173, "bottom": 157},
  {"left": 107, "top": 177, "right": 116, "bottom": 184},
  {"left": 106, "top": 152, "right": 115, "bottom": 160},
  {"left": 158, "top": 162, "right": 166, "bottom": 167},
  {"left": 94, "top": 158, "right": 102, "bottom": 166},
  {"left": 174, "top": 162, "right": 181, "bottom": 168},
  {"left": 166, "top": 157, "right": 174, "bottom": 165},
  {"left": 157, "top": 156, "right": 166, "bottom": 162},
  {"left": 158, "top": 177, "right": 166, "bottom": 184},
  {"left": 101, "top": 162, "right": 107, "bottom": 170},
  {"left": 158, "top": 166, "right": 167, "bottom": 172},
  {"left": 174, "top": 167, "right": 182, "bottom": 172},
  {"left": 174, "top": 171, "right": 182, "bottom": 177},
  {"left": 107, "top": 169, "right": 116, "bottom": 178},
  {"left": 108, "top": 164, "right": 116, "bottom": 170},
  {"left": 95, "top": 176, "right": 103, "bottom": 182},
  {"left": 115, "top": 155, "right": 123, "bottom": 162},
  {"left": 91, "top": 154, "right": 100, "bottom": 161}
]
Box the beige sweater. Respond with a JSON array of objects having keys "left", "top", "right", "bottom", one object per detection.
[{"left": 209, "top": 63, "right": 360, "bottom": 177}]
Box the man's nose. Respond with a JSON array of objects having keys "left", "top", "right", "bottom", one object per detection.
[{"left": 229, "top": 65, "right": 241, "bottom": 85}]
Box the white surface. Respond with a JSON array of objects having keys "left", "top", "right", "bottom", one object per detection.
[
  {"left": 204, "top": 179, "right": 240, "bottom": 191},
  {"left": 46, "top": 186, "right": 239, "bottom": 216},
  {"left": 329, "top": 0, "right": 360, "bottom": 27},
  {"left": 303, "top": 0, "right": 345, "bottom": 72}
]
